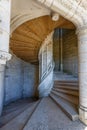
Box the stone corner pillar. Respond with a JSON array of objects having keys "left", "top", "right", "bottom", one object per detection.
[
  {"left": 0, "top": 0, "right": 11, "bottom": 116},
  {"left": 77, "top": 26, "right": 87, "bottom": 125}
]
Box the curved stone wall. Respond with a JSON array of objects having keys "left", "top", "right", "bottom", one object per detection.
[
  {"left": 38, "top": 32, "right": 54, "bottom": 97},
  {"left": 4, "top": 52, "right": 39, "bottom": 105}
]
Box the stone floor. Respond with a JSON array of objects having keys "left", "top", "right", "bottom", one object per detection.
[
  {"left": 24, "top": 97, "right": 85, "bottom": 130},
  {"left": 0, "top": 97, "right": 86, "bottom": 130}
]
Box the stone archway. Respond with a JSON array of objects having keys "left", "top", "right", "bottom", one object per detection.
[{"left": 36, "top": 0, "right": 87, "bottom": 125}]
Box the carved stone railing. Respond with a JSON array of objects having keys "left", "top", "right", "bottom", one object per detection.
[
  {"left": 38, "top": 61, "right": 54, "bottom": 97},
  {"left": 38, "top": 32, "right": 54, "bottom": 97}
]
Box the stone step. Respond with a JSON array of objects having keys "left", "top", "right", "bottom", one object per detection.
[
  {"left": 54, "top": 80, "right": 78, "bottom": 85},
  {"left": 52, "top": 88, "right": 79, "bottom": 96},
  {"left": 23, "top": 97, "right": 74, "bottom": 130},
  {"left": 53, "top": 74, "right": 78, "bottom": 80},
  {"left": 51, "top": 91, "right": 79, "bottom": 105},
  {"left": 0, "top": 101, "right": 40, "bottom": 130},
  {"left": 2, "top": 102, "right": 30, "bottom": 116},
  {"left": 54, "top": 82, "right": 78, "bottom": 86},
  {"left": 54, "top": 84, "right": 78, "bottom": 90},
  {"left": 54, "top": 80, "right": 78, "bottom": 83},
  {"left": 0, "top": 102, "right": 34, "bottom": 128},
  {"left": 50, "top": 93, "right": 79, "bottom": 121},
  {"left": 3, "top": 98, "right": 35, "bottom": 116}
]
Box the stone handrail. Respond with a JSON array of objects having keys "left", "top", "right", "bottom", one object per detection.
[
  {"left": 38, "top": 32, "right": 54, "bottom": 97},
  {"left": 38, "top": 60, "right": 54, "bottom": 97},
  {"left": 41, "top": 60, "right": 54, "bottom": 82}
]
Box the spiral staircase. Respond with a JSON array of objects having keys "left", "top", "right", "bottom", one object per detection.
[
  {"left": 0, "top": 36, "right": 83, "bottom": 129},
  {"left": 0, "top": 27, "right": 85, "bottom": 130},
  {"left": 0, "top": 74, "right": 85, "bottom": 130},
  {"left": 50, "top": 79, "right": 79, "bottom": 121}
]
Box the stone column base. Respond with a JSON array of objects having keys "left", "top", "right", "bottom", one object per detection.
[{"left": 79, "top": 107, "right": 87, "bottom": 125}]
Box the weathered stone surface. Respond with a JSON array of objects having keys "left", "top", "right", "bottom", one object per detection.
[{"left": 50, "top": 93, "right": 78, "bottom": 121}]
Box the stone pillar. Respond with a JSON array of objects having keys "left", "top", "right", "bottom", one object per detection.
[
  {"left": 0, "top": 0, "right": 11, "bottom": 115},
  {"left": 77, "top": 27, "right": 87, "bottom": 125}
]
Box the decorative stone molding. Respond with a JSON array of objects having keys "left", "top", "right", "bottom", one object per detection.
[
  {"left": 0, "top": 51, "right": 11, "bottom": 64},
  {"left": 36, "top": 0, "right": 87, "bottom": 27},
  {"left": 51, "top": 12, "right": 59, "bottom": 21}
]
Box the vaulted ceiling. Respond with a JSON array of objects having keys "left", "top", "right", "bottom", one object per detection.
[{"left": 10, "top": 15, "right": 75, "bottom": 64}]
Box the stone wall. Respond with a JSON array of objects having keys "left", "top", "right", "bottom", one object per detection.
[
  {"left": 4, "top": 53, "right": 39, "bottom": 105},
  {"left": 53, "top": 29, "right": 78, "bottom": 76},
  {"left": 63, "top": 29, "right": 78, "bottom": 76}
]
